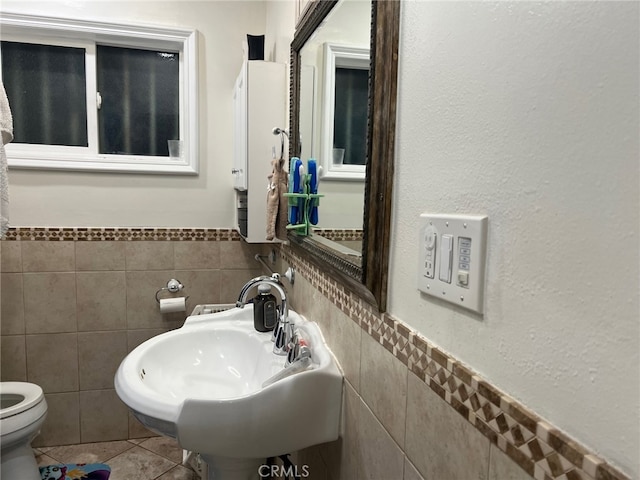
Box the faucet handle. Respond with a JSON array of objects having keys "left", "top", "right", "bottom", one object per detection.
[
  {"left": 272, "top": 321, "right": 288, "bottom": 355},
  {"left": 286, "top": 335, "right": 310, "bottom": 365}
]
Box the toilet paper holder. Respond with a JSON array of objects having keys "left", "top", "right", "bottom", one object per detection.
[{"left": 155, "top": 279, "right": 186, "bottom": 303}]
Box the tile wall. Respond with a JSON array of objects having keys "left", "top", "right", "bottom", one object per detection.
[
  {"left": 0, "top": 227, "right": 630, "bottom": 480},
  {"left": 277, "top": 245, "right": 631, "bottom": 480},
  {"left": 0, "top": 228, "right": 266, "bottom": 447}
]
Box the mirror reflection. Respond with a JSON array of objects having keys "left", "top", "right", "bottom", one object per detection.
[{"left": 297, "top": 0, "right": 371, "bottom": 257}]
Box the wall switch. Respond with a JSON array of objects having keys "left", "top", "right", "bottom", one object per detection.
[
  {"left": 439, "top": 234, "right": 453, "bottom": 283},
  {"left": 423, "top": 224, "right": 437, "bottom": 278},
  {"left": 417, "top": 214, "right": 488, "bottom": 314}
]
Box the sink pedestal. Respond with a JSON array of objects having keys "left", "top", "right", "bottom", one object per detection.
[{"left": 201, "top": 454, "right": 263, "bottom": 480}]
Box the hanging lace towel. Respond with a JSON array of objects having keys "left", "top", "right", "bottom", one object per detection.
[{"left": 266, "top": 157, "right": 289, "bottom": 241}]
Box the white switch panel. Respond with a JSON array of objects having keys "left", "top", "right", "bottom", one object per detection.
[{"left": 417, "top": 214, "right": 488, "bottom": 314}]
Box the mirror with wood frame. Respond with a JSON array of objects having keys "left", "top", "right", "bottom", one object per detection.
[{"left": 288, "top": 0, "right": 399, "bottom": 312}]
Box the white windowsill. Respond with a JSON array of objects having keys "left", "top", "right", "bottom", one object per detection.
[{"left": 7, "top": 151, "right": 198, "bottom": 175}]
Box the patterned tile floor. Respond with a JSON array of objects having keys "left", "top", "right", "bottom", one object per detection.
[{"left": 35, "top": 437, "right": 198, "bottom": 480}]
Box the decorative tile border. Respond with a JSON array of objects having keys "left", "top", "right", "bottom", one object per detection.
[
  {"left": 312, "top": 228, "right": 363, "bottom": 242},
  {"left": 280, "top": 245, "right": 631, "bottom": 480},
  {"left": 3, "top": 227, "right": 241, "bottom": 241}
]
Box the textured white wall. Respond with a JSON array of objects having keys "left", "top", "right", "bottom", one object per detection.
[
  {"left": 2, "top": 1, "right": 267, "bottom": 227},
  {"left": 391, "top": 1, "right": 639, "bottom": 477}
]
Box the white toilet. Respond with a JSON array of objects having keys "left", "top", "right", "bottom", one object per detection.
[{"left": 1, "top": 382, "right": 48, "bottom": 480}]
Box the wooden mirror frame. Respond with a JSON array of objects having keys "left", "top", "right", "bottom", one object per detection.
[{"left": 288, "top": 0, "right": 399, "bottom": 312}]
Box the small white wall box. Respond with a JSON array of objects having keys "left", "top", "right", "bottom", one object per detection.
[{"left": 417, "top": 214, "right": 488, "bottom": 314}]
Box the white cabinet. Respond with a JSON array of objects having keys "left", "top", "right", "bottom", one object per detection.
[{"left": 232, "top": 61, "right": 286, "bottom": 243}]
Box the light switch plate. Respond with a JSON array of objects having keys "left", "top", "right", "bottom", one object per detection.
[{"left": 417, "top": 214, "right": 488, "bottom": 314}]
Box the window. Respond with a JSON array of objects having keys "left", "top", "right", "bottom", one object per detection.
[
  {"left": 321, "top": 43, "right": 369, "bottom": 181},
  {"left": 2, "top": 41, "right": 88, "bottom": 147},
  {"left": 333, "top": 67, "right": 368, "bottom": 167},
  {"left": 0, "top": 13, "right": 198, "bottom": 174},
  {"left": 96, "top": 46, "right": 179, "bottom": 156}
]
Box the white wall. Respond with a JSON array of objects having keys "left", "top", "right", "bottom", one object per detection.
[
  {"left": 265, "top": 0, "right": 295, "bottom": 65},
  {"left": 2, "top": 0, "right": 268, "bottom": 227},
  {"left": 391, "top": 1, "right": 639, "bottom": 477}
]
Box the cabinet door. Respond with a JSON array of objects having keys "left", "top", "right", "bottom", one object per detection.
[
  {"left": 232, "top": 63, "right": 247, "bottom": 191},
  {"left": 234, "top": 61, "right": 286, "bottom": 243}
]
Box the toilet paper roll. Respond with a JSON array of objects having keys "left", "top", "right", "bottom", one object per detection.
[{"left": 159, "top": 297, "right": 186, "bottom": 314}]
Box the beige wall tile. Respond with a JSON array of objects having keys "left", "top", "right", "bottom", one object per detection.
[
  {"left": 22, "top": 241, "right": 75, "bottom": 272},
  {"left": 174, "top": 241, "right": 220, "bottom": 270},
  {"left": 356, "top": 398, "right": 405, "bottom": 480},
  {"left": 77, "top": 271, "right": 126, "bottom": 331},
  {"left": 175, "top": 269, "right": 221, "bottom": 314},
  {"left": 489, "top": 444, "right": 534, "bottom": 480},
  {"left": 76, "top": 242, "right": 126, "bottom": 271},
  {"left": 1, "top": 241, "right": 22, "bottom": 272},
  {"left": 80, "top": 389, "right": 129, "bottom": 442},
  {"left": 219, "top": 241, "right": 264, "bottom": 270},
  {"left": 127, "top": 328, "right": 169, "bottom": 352},
  {"left": 78, "top": 331, "right": 127, "bottom": 390},
  {"left": 404, "top": 458, "right": 425, "bottom": 480},
  {"left": 1, "top": 335, "right": 27, "bottom": 381},
  {"left": 128, "top": 411, "right": 159, "bottom": 439},
  {"left": 285, "top": 266, "right": 310, "bottom": 316},
  {"left": 26, "top": 333, "right": 79, "bottom": 393},
  {"left": 308, "top": 294, "right": 362, "bottom": 391},
  {"left": 297, "top": 446, "right": 328, "bottom": 480},
  {"left": 405, "top": 372, "right": 491, "bottom": 480},
  {"left": 220, "top": 268, "right": 263, "bottom": 304},
  {"left": 320, "top": 381, "right": 361, "bottom": 480},
  {"left": 1, "top": 273, "right": 24, "bottom": 335},
  {"left": 125, "top": 270, "right": 185, "bottom": 329},
  {"left": 360, "top": 332, "right": 408, "bottom": 448},
  {"left": 34, "top": 392, "right": 80, "bottom": 447},
  {"left": 290, "top": 274, "right": 321, "bottom": 319},
  {"left": 23, "top": 272, "right": 77, "bottom": 334},
  {"left": 126, "top": 242, "right": 174, "bottom": 271}
]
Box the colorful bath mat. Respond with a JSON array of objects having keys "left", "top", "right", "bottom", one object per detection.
[{"left": 40, "top": 463, "right": 110, "bottom": 480}]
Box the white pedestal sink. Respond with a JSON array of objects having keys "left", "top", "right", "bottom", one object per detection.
[{"left": 114, "top": 306, "right": 343, "bottom": 480}]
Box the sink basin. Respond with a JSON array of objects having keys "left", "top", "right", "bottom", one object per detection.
[{"left": 114, "top": 306, "right": 342, "bottom": 478}]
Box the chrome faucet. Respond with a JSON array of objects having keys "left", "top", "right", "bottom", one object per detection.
[{"left": 236, "top": 274, "right": 292, "bottom": 356}]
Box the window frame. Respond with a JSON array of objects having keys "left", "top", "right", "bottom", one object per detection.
[
  {"left": 0, "top": 12, "right": 199, "bottom": 175},
  {"left": 320, "top": 42, "right": 369, "bottom": 181}
]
